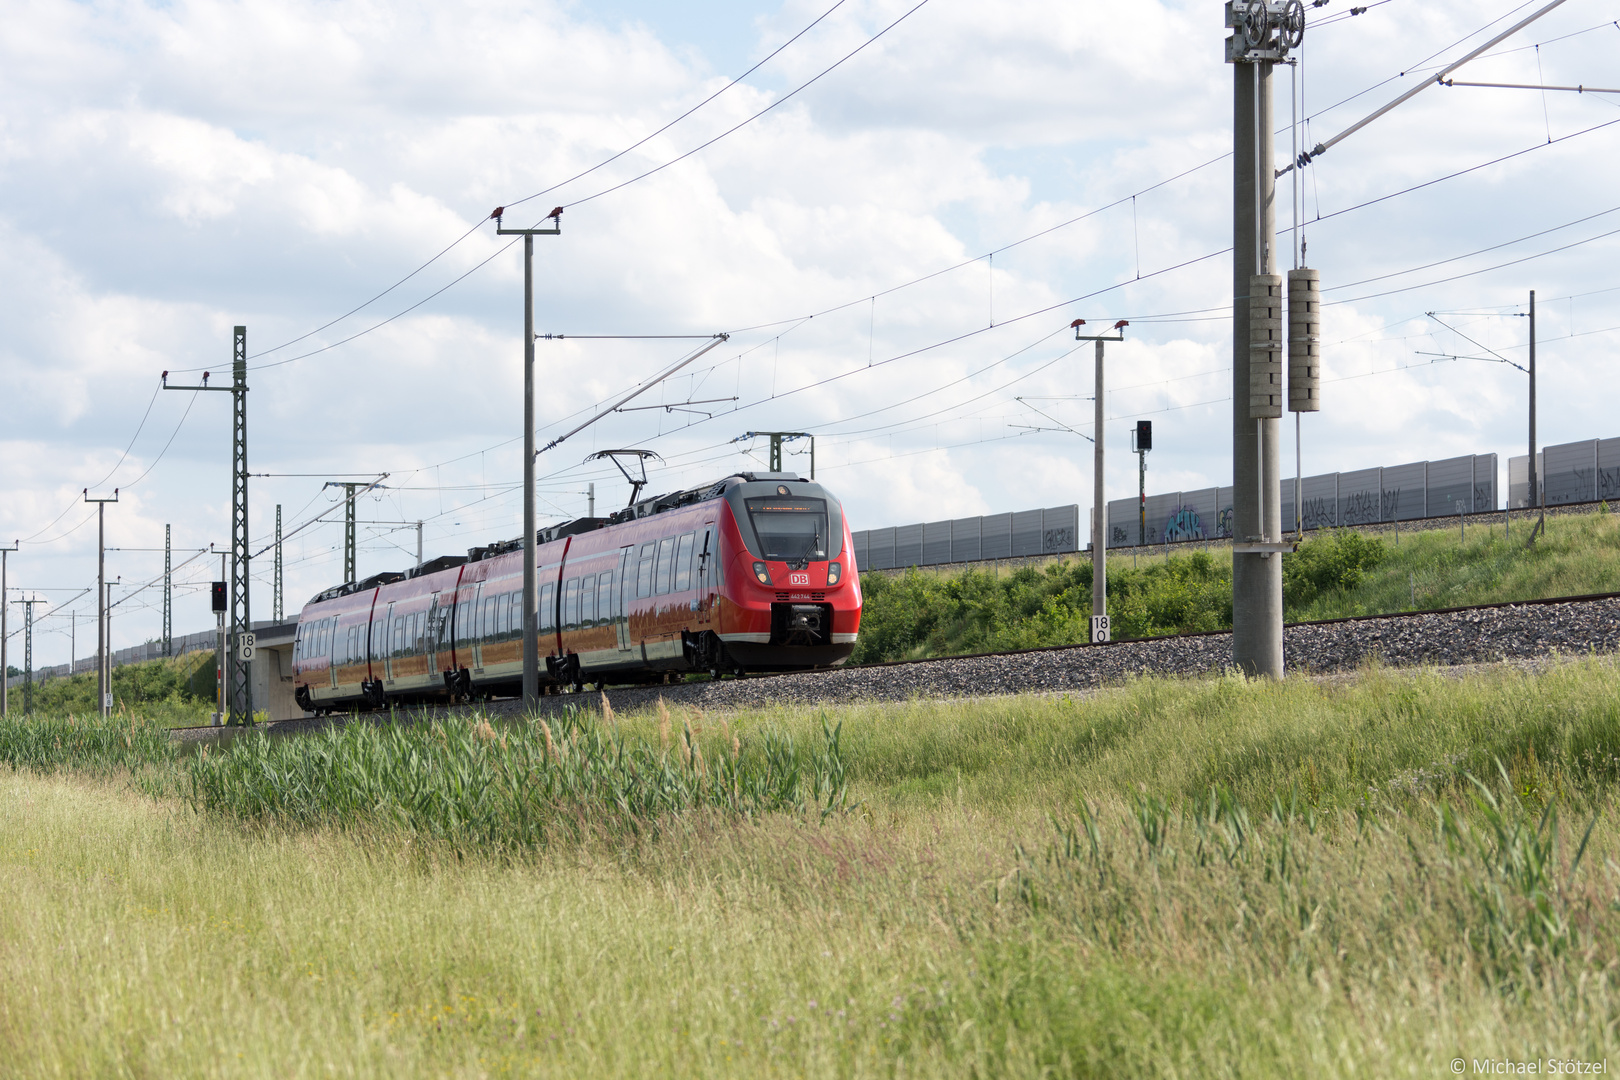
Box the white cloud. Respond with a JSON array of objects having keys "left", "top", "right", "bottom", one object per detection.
[{"left": 2, "top": 0, "right": 1618, "bottom": 664}]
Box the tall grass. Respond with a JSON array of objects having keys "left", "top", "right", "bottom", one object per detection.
[
  {"left": 186, "top": 703, "right": 853, "bottom": 847},
  {"left": 0, "top": 708, "right": 175, "bottom": 775},
  {"left": 6, "top": 661, "right": 1620, "bottom": 1075}
]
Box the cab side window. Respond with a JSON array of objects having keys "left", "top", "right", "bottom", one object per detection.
[
  {"left": 655, "top": 537, "right": 676, "bottom": 594},
  {"left": 563, "top": 578, "right": 580, "bottom": 631},
  {"left": 637, "top": 543, "right": 656, "bottom": 598},
  {"left": 675, "top": 532, "right": 695, "bottom": 591},
  {"left": 539, "top": 583, "right": 556, "bottom": 633}
]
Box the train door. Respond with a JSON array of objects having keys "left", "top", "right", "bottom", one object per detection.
[
  {"left": 613, "top": 546, "right": 636, "bottom": 661},
  {"left": 696, "top": 522, "right": 717, "bottom": 625},
  {"left": 382, "top": 602, "right": 396, "bottom": 683},
  {"left": 467, "top": 581, "right": 485, "bottom": 671},
  {"left": 426, "top": 591, "right": 446, "bottom": 676},
  {"left": 327, "top": 616, "right": 339, "bottom": 690}
]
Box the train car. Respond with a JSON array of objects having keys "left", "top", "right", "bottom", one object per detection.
[{"left": 292, "top": 472, "right": 861, "bottom": 712}]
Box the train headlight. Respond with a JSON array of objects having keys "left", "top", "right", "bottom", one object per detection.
[
  {"left": 753, "top": 561, "right": 771, "bottom": 585},
  {"left": 826, "top": 561, "right": 841, "bottom": 586}
]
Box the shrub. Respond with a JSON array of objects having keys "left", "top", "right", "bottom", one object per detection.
[{"left": 1281, "top": 529, "right": 1386, "bottom": 608}]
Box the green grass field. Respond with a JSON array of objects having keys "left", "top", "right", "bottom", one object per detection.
[
  {"left": 4, "top": 658, "right": 1620, "bottom": 1076},
  {"left": 854, "top": 507, "right": 1620, "bottom": 662}
]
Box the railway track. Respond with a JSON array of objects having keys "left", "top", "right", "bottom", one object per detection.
[{"left": 175, "top": 589, "right": 1620, "bottom": 741}]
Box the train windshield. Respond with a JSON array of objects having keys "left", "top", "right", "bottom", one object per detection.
[{"left": 744, "top": 497, "right": 828, "bottom": 562}]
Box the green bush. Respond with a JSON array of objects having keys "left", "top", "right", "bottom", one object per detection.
[{"left": 1281, "top": 529, "right": 1387, "bottom": 608}]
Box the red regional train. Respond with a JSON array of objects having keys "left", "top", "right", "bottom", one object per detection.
[{"left": 292, "top": 472, "right": 861, "bottom": 712}]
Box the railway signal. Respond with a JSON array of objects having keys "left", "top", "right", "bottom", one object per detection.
[{"left": 1131, "top": 421, "right": 1152, "bottom": 546}]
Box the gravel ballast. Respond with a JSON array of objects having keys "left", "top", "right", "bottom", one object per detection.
[
  {"left": 174, "top": 595, "right": 1620, "bottom": 742},
  {"left": 509, "top": 594, "right": 1620, "bottom": 718}
]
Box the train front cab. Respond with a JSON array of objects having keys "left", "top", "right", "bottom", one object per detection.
[{"left": 714, "top": 476, "right": 861, "bottom": 671}]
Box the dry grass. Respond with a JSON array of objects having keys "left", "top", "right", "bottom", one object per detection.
[{"left": 4, "top": 659, "right": 1620, "bottom": 1076}]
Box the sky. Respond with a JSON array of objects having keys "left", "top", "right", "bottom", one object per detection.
[{"left": 3, "top": 0, "right": 1618, "bottom": 668}]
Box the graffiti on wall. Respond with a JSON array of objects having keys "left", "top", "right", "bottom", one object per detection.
[
  {"left": 1299, "top": 497, "right": 1334, "bottom": 529},
  {"left": 1043, "top": 526, "right": 1076, "bottom": 552},
  {"left": 1163, "top": 506, "right": 1206, "bottom": 542},
  {"left": 1341, "top": 490, "right": 1380, "bottom": 525},
  {"left": 1550, "top": 467, "right": 1595, "bottom": 504},
  {"left": 1381, "top": 487, "right": 1404, "bottom": 520},
  {"left": 1602, "top": 469, "right": 1620, "bottom": 502},
  {"left": 1215, "top": 507, "right": 1234, "bottom": 538}
]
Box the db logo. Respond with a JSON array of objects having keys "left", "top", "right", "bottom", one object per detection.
[{"left": 788, "top": 572, "right": 811, "bottom": 586}]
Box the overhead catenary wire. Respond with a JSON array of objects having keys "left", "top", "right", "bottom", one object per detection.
[
  {"left": 503, "top": 0, "right": 853, "bottom": 212},
  {"left": 1293, "top": 0, "right": 1575, "bottom": 171},
  {"left": 556, "top": 0, "right": 935, "bottom": 212}
]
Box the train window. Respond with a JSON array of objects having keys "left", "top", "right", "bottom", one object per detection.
[
  {"left": 563, "top": 578, "right": 579, "bottom": 630},
  {"left": 581, "top": 575, "right": 597, "bottom": 626},
  {"left": 495, "top": 592, "right": 509, "bottom": 638},
  {"left": 539, "top": 583, "right": 555, "bottom": 632},
  {"left": 637, "top": 543, "right": 655, "bottom": 598},
  {"left": 744, "top": 496, "right": 828, "bottom": 561},
  {"left": 675, "top": 532, "right": 696, "bottom": 591},
  {"left": 655, "top": 537, "right": 676, "bottom": 595},
  {"left": 598, "top": 572, "right": 615, "bottom": 620}
]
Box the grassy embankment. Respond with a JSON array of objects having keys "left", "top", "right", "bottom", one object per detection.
[
  {"left": 5, "top": 650, "right": 217, "bottom": 725},
  {"left": 854, "top": 506, "right": 1620, "bottom": 662},
  {"left": 4, "top": 659, "right": 1620, "bottom": 1076}
]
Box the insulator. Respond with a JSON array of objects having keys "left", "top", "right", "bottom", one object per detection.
[
  {"left": 1248, "top": 273, "right": 1283, "bottom": 419},
  {"left": 1288, "top": 267, "right": 1321, "bottom": 413}
]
